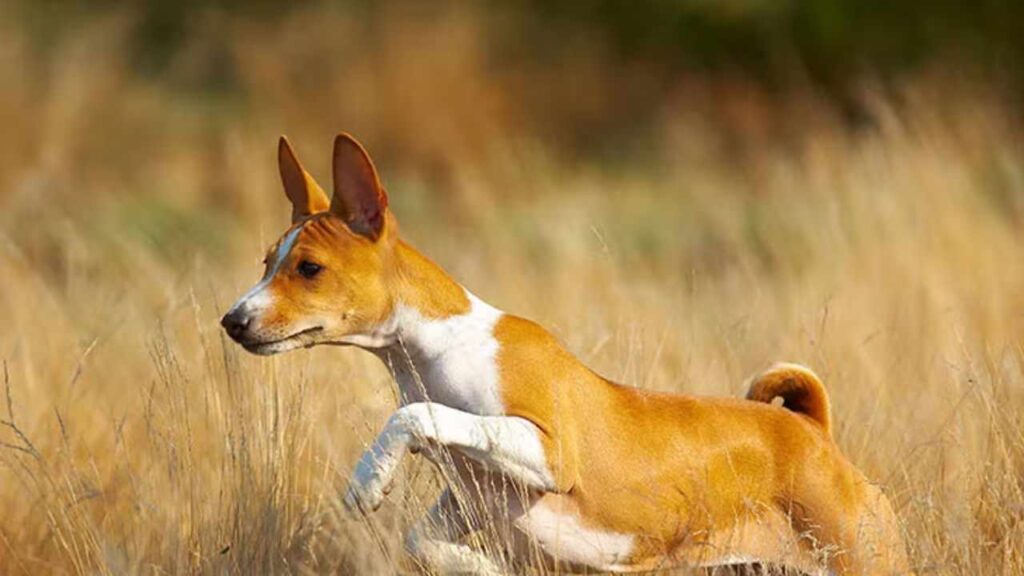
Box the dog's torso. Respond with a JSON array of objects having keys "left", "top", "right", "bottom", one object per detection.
[{"left": 372, "top": 283, "right": 848, "bottom": 571}]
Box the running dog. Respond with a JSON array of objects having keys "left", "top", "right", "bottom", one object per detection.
[{"left": 221, "top": 133, "right": 911, "bottom": 574}]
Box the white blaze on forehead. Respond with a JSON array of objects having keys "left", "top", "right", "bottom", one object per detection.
[
  {"left": 229, "top": 224, "right": 305, "bottom": 313},
  {"left": 267, "top": 224, "right": 305, "bottom": 279}
]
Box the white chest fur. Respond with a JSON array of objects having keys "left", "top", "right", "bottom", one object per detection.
[{"left": 375, "top": 292, "right": 506, "bottom": 416}]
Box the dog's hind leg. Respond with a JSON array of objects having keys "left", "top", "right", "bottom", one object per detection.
[
  {"left": 836, "top": 483, "right": 912, "bottom": 575},
  {"left": 790, "top": 471, "right": 912, "bottom": 575},
  {"left": 404, "top": 489, "right": 504, "bottom": 575}
]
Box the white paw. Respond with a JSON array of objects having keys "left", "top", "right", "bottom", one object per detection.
[
  {"left": 343, "top": 424, "right": 414, "bottom": 515},
  {"left": 342, "top": 406, "right": 436, "bottom": 516},
  {"left": 343, "top": 452, "right": 395, "bottom": 514}
]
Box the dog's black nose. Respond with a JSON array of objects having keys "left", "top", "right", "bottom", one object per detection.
[{"left": 221, "top": 309, "right": 251, "bottom": 340}]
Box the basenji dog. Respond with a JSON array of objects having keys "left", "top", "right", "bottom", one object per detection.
[{"left": 221, "top": 134, "right": 911, "bottom": 575}]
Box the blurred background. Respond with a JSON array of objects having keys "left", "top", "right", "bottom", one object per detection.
[{"left": 1, "top": 1, "right": 1023, "bottom": 574}]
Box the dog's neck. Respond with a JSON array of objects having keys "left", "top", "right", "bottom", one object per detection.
[{"left": 361, "top": 242, "right": 506, "bottom": 411}]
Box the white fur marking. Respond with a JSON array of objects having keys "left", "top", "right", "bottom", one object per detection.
[
  {"left": 367, "top": 291, "right": 506, "bottom": 416},
  {"left": 345, "top": 402, "right": 557, "bottom": 512},
  {"left": 518, "top": 500, "right": 636, "bottom": 570},
  {"left": 228, "top": 225, "right": 304, "bottom": 314}
]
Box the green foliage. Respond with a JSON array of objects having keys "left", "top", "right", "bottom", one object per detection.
[
  {"left": 7, "top": 0, "right": 1021, "bottom": 123},
  {"left": 525, "top": 0, "right": 1023, "bottom": 86}
]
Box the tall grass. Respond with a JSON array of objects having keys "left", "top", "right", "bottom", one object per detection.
[{"left": 1, "top": 4, "right": 1023, "bottom": 574}]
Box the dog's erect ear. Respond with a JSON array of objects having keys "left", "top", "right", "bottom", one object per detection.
[
  {"left": 279, "top": 136, "right": 330, "bottom": 223},
  {"left": 331, "top": 133, "right": 388, "bottom": 241}
]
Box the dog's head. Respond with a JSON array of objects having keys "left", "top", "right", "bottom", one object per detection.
[{"left": 221, "top": 134, "right": 398, "bottom": 355}]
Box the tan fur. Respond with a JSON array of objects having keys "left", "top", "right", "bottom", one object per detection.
[
  {"left": 392, "top": 240, "right": 471, "bottom": 319},
  {"left": 746, "top": 362, "right": 832, "bottom": 437},
  {"left": 254, "top": 134, "right": 469, "bottom": 343},
  {"left": 279, "top": 136, "right": 330, "bottom": 222},
  {"left": 495, "top": 317, "right": 910, "bottom": 573},
  {"left": 255, "top": 214, "right": 394, "bottom": 340},
  {"left": 233, "top": 134, "right": 912, "bottom": 575}
]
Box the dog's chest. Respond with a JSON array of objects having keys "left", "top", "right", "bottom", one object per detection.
[{"left": 383, "top": 294, "right": 506, "bottom": 416}]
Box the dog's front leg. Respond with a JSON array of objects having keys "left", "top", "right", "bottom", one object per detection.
[{"left": 344, "top": 402, "right": 557, "bottom": 513}]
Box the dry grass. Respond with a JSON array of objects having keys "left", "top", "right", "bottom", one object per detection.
[{"left": 1, "top": 4, "right": 1024, "bottom": 574}]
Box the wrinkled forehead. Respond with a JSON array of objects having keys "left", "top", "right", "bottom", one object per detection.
[
  {"left": 265, "top": 214, "right": 349, "bottom": 267},
  {"left": 265, "top": 222, "right": 304, "bottom": 268}
]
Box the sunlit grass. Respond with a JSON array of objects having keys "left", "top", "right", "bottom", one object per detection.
[{"left": 1, "top": 5, "right": 1023, "bottom": 574}]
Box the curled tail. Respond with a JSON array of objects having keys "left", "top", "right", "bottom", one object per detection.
[{"left": 746, "top": 362, "right": 831, "bottom": 438}]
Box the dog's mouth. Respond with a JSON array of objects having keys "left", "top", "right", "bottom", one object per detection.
[{"left": 240, "top": 326, "right": 324, "bottom": 355}]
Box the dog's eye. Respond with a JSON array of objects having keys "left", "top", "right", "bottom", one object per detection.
[{"left": 297, "top": 260, "right": 322, "bottom": 279}]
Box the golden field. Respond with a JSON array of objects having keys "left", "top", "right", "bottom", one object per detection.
[{"left": 1, "top": 4, "right": 1023, "bottom": 574}]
